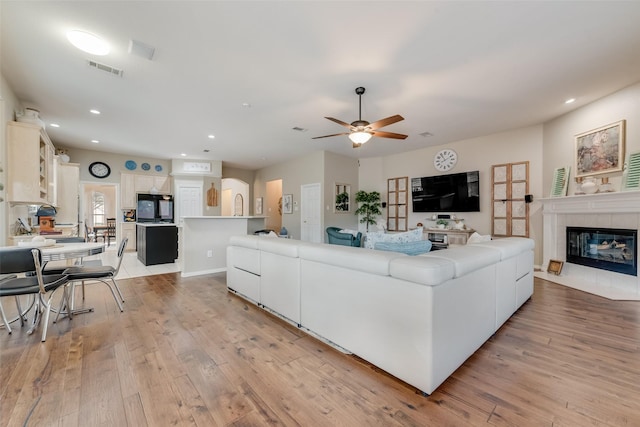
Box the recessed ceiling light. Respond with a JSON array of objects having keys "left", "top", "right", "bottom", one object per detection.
[
  {"left": 208, "top": 134, "right": 215, "bottom": 139},
  {"left": 67, "top": 30, "right": 110, "bottom": 56},
  {"left": 91, "top": 139, "right": 100, "bottom": 144},
  {"left": 565, "top": 98, "right": 576, "bottom": 104},
  {"left": 180, "top": 153, "right": 187, "bottom": 157},
  {"left": 90, "top": 109, "right": 101, "bottom": 115},
  {"left": 50, "top": 123, "right": 60, "bottom": 128},
  {"left": 242, "top": 103, "right": 252, "bottom": 108}
]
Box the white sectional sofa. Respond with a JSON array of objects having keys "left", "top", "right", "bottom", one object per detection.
[{"left": 226, "top": 235, "right": 534, "bottom": 395}]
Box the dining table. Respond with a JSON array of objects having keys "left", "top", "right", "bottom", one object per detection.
[{"left": 40, "top": 241, "right": 105, "bottom": 263}]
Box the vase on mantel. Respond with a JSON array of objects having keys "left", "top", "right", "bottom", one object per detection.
[
  {"left": 574, "top": 177, "right": 585, "bottom": 195},
  {"left": 581, "top": 177, "right": 599, "bottom": 194}
]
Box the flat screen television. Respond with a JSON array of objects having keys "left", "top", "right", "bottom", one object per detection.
[{"left": 411, "top": 171, "right": 480, "bottom": 212}]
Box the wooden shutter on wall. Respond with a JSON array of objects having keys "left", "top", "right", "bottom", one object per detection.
[
  {"left": 387, "top": 177, "right": 408, "bottom": 231},
  {"left": 492, "top": 161, "right": 529, "bottom": 237}
]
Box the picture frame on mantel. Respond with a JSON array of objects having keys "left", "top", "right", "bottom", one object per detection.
[{"left": 575, "top": 120, "right": 625, "bottom": 178}]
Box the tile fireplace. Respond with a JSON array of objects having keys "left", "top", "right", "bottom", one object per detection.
[{"left": 539, "top": 191, "right": 640, "bottom": 300}]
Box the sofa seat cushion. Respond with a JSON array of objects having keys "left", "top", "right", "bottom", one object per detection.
[
  {"left": 258, "top": 237, "right": 301, "bottom": 257},
  {"left": 375, "top": 240, "right": 432, "bottom": 256},
  {"left": 299, "top": 244, "right": 406, "bottom": 276},
  {"left": 229, "top": 235, "right": 260, "bottom": 249},
  {"left": 364, "top": 228, "right": 423, "bottom": 249},
  {"left": 423, "top": 245, "right": 501, "bottom": 278},
  {"left": 389, "top": 256, "right": 455, "bottom": 286}
]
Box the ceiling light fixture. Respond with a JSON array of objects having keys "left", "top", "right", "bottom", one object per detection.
[
  {"left": 349, "top": 131, "right": 373, "bottom": 144},
  {"left": 208, "top": 134, "right": 215, "bottom": 139},
  {"left": 180, "top": 153, "right": 187, "bottom": 157},
  {"left": 90, "top": 109, "right": 101, "bottom": 115},
  {"left": 50, "top": 123, "right": 60, "bottom": 128},
  {"left": 91, "top": 139, "right": 100, "bottom": 144},
  {"left": 67, "top": 30, "right": 110, "bottom": 56},
  {"left": 565, "top": 98, "right": 576, "bottom": 104}
]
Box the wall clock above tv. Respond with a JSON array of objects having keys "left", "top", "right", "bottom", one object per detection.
[
  {"left": 89, "top": 161, "right": 111, "bottom": 179},
  {"left": 434, "top": 148, "right": 458, "bottom": 172}
]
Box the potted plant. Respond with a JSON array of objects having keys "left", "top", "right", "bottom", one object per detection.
[
  {"left": 436, "top": 219, "right": 449, "bottom": 229},
  {"left": 354, "top": 190, "right": 382, "bottom": 231}
]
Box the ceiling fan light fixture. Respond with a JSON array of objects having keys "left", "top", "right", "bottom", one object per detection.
[{"left": 349, "top": 131, "right": 372, "bottom": 144}]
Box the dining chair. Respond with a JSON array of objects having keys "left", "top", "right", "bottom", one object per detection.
[
  {"left": 105, "top": 218, "right": 116, "bottom": 247},
  {"left": 0, "top": 247, "right": 69, "bottom": 341},
  {"left": 61, "top": 237, "right": 128, "bottom": 313},
  {"left": 85, "top": 222, "right": 96, "bottom": 242}
]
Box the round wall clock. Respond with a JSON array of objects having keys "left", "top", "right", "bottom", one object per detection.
[
  {"left": 89, "top": 161, "right": 111, "bottom": 179},
  {"left": 434, "top": 149, "right": 458, "bottom": 172}
]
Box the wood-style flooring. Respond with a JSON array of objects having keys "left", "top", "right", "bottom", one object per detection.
[{"left": 1, "top": 274, "right": 639, "bottom": 426}]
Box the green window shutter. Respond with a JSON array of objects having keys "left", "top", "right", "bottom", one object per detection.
[
  {"left": 622, "top": 152, "right": 640, "bottom": 191},
  {"left": 550, "top": 166, "right": 570, "bottom": 197}
]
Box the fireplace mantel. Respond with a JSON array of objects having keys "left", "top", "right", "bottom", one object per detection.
[{"left": 537, "top": 191, "right": 640, "bottom": 300}]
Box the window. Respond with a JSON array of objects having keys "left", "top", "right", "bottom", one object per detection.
[{"left": 93, "top": 192, "right": 106, "bottom": 226}]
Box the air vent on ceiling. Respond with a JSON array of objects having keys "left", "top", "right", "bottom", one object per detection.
[
  {"left": 419, "top": 131, "right": 434, "bottom": 137},
  {"left": 292, "top": 127, "right": 308, "bottom": 132},
  {"left": 87, "top": 60, "right": 123, "bottom": 77}
]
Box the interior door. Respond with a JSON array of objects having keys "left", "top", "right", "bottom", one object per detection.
[
  {"left": 177, "top": 186, "right": 202, "bottom": 223},
  {"left": 301, "top": 183, "right": 322, "bottom": 243}
]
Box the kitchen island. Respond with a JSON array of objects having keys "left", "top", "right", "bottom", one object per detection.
[
  {"left": 137, "top": 223, "right": 178, "bottom": 266},
  {"left": 181, "top": 216, "right": 266, "bottom": 277}
]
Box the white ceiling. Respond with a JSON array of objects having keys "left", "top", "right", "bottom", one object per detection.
[{"left": 2, "top": 1, "right": 640, "bottom": 170}]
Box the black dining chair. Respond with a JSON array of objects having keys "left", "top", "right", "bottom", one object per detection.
[
  {"left": 0, "top": 247, "right": 69, "bottom": 341},
  {"left": 61, "top": 237, "right": 128, "bottom": 313}
]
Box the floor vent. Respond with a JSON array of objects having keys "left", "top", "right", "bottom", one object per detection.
[{"left": 87, "top": 60, "right": 124, "bottom": 77}]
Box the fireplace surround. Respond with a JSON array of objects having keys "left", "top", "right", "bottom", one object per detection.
[{"left": 539, "top": 191, "right": 640, "bottom": 300}]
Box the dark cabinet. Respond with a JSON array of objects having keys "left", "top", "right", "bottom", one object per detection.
[{"left": 137, "top": 224, "right": 178, "bottom": 266}]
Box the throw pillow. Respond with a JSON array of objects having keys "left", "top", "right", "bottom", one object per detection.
[
  {"left": 364, "top": 228, "right": 424, "bottom": 249},
  {"left": 467, "top": 232, "right": 492, "bottom": 244},
  {"left": 339, "top": 229, "right": 359, "bottom": 237},
  {"left": 375, "top": 240, "right": 433, "bottom": 256}
]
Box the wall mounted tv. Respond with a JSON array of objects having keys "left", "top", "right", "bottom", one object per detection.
[{"left": 411, "top": 171, "right": 480, "bottom": 212}]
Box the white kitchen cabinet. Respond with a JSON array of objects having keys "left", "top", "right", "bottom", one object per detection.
[
  {"left": 121, "top": 173, "right": 137, "bottom": 209},
  {"left": 56, "top": 162, "right": 80, "bottom": 225},
  {"left": 121, "top": 222, "right": 137, "bottom": 250},
  {"left": 6, "top": 121, "right": 56, "bottom": 204}
]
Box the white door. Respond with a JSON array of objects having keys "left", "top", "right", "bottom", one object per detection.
[
  {"left": 301, "top": 183, "right": 322, "bottom": 243},
  {"left": 177, "top": 186, "right": 202, "bottom": 224}
]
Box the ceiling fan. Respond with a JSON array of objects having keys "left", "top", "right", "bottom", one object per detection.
[{"left": 312, "top": 87, "right": 408, "bottom": 148}]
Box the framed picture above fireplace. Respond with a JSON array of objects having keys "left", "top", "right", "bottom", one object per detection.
[{"left": 575, "top": 120, "right": 625, "bottom": 177}]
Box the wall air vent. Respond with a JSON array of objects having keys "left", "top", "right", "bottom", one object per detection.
[{"left": 87, "top": 60, "right": 123, "bottom": 77}]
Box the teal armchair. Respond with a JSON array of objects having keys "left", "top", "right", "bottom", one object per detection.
[{"left": 326, "top": 227, "right": 362, "bottom": 247}]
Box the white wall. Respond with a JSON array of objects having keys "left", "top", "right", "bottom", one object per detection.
[{"left": 359, "top": 125, "right": 544, "bottom": 263}]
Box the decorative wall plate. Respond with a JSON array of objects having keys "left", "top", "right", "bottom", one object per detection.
[
  {"left": 155, "top": 164, "right": 163, "bottom": 172},
  {"left": 141, "top": 162, "right": 151, "bottom": 171},
  {"left": 125, "top": 160, "right": 137, "bottom": 170}
]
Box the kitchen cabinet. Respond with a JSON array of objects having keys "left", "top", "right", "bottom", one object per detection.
[
  {"left": 6, "top": 121, "right": 56, "bottom": 204},
  {"left": 121, "top": 173, "right": 136, "bottom": 209},
  {"left": 55, "top": 162, "right": 80, "bottom": 226},
  {"left": 137, "top": 223, "right": 178, "bottom": 265},
  {"left": 121, "top": 173, "right": 172, "bottom": 209},
  {"left": 120, "top": 222, "right": 137, "bottom": 250}
]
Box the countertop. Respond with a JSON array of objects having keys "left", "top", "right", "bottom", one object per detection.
[{"left": 136, "top": 222, "right": 177, "bottom": 227}]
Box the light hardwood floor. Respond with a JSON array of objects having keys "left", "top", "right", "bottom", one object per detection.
[{"left": 1, "top": 274, "right": 639, "bottom": 426}]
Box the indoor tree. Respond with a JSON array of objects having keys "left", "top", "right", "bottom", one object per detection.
[{"left": 354, "top": 190, "right": 382, "bottom": 231}]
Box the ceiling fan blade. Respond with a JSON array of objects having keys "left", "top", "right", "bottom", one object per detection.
[
  {"left": 325, "top": 117, "right": 353, "bottom": 129},
  {"left": 368, "top": 114, "right": 404, "bottom": 130},
  {"left": 371, "top": 130, "right": 408, "bottom": 140},
  {"left": 312, "top": 132, "right": 350, "bottom": 139}
]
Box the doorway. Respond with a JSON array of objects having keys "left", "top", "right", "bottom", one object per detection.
[
  {"left": 221, "top": 178, "right": 249, "bottom": 216},
  {"left": 81, "top": 182, "right": 118, "bottom": 244}
]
